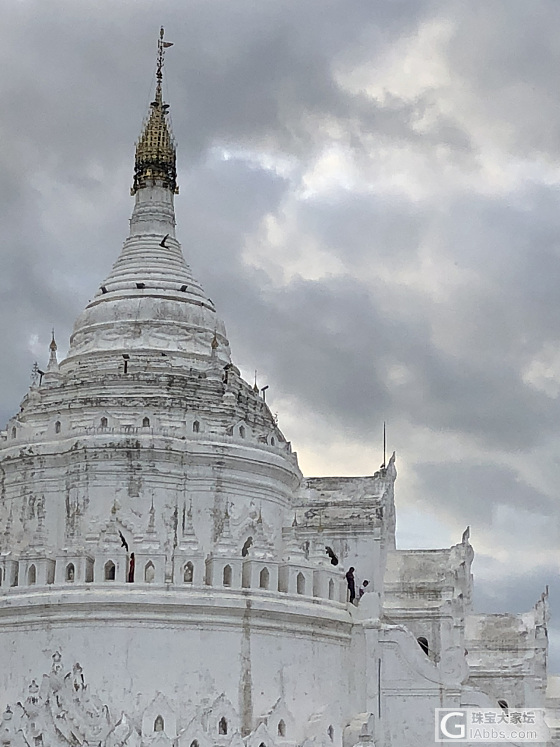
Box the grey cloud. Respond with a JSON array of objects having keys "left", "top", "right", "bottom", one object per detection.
[
  {"left": 297, "top": 191, "right": 427, "bottom": 263},
  {"left": 413, "top": 461, "right": 558, "bottom": 526},
  {"left": 181, "top": 164, "right": 560, "bottom": 452},
  {"left": 445, "top": 0, "right": 560, "bottom": 159},
  {"left": 474, "top": 563, "right": 555, "bottom": 614}
]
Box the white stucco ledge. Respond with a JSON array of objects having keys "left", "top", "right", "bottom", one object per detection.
[
  {"left": 0, "top": 585, "right": 352, "bottom": 640},
  {"left": 354, "top": 591, "right": 381, "bottom": 623},
  {"left": 379, "top": 624, "right": 469, "bottom": 687}
]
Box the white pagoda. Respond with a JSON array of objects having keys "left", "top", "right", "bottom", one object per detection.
[{"left": 0, "top": 30, "right": 558, "bottom": 747}]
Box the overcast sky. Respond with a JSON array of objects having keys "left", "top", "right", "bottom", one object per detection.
[{"left": 0, "top": 0, "right": 559, "bottom": 668}]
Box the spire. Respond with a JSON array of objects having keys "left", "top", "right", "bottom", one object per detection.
[
  {"left": 131, "top": 27, "right": 177, "bottom": 196},
  {"left": 47, "top": 329, "right": 59, "bottom": 372},
  {"left": 207, "top": 329, "right": 223, "bottom": 380},
  {"left": 252, "top": 509, "right": 274, "bottom": 560},
  {"left": 282, "top": 523, "right": 306, "bottom": 563},
  {"left": 30, "top": 362, "right": 39, "bottom": 388},
  {"left": 3, "top": 505, "right": 13, "bottom": 548},
  {"left": 213, "top": 502, "right": 237, "bottom": 556},
  {"left": 179, "top": 500, "right": 200, "bottom": 553},
  {"left": 183, "top": 500, "right": 195, "bottom": 537},
  {"left": 147, "top": 494, "right": 156, "bottom": 535},
  {"left": 32, "top": 496, "right": 46, "bottom": 550},
  {"left": 62, "top": 29, "right": 232, "bottom": 375}
]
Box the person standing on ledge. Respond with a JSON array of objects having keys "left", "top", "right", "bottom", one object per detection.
[
  {"left": 346, "top": 566, "right": 356, "bottom": 604},
  {"left": 127, "top": 553, "right": 135, "bottom": 583}
]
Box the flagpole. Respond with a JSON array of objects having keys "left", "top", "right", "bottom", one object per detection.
[{"left": 383, "top": 421, "right": 386, "bottom": 469}]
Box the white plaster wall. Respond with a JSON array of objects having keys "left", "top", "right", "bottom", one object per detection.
[
  {"left": 0, "top": 589, "right": 352, "bottom": 742},
  {"left": 0, "top": 436, "right": 299, "bottom": 557}
]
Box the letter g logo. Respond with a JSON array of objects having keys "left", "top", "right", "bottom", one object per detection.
[{"left": 440, "top": 711, "right": 466, "bottom": 739}]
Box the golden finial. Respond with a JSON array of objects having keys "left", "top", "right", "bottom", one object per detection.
[
  {"left": 156, "top": 26, "right": 173, "bottom": 83},
  {"left": 131, "top": 27, "right": 178, "bottom": 196},
  {"left": 49, "top": 328, "right": 57, "bottom": 352}
]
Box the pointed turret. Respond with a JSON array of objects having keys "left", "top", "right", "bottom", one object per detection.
[
  {"left": 47, "top": 330, "right": 58, "bottom": 372},
  {"left": 178, "top": 500, "right": 201, "bottom": 554},
  {"left": 3, "top": 506, "right": 13, "bottom": 548},
  {"left": 206, "top": 331, "right": 223, "bottom": 381},
  {"left": 42, "top": 329, "right": 61, "bottom": 386}
]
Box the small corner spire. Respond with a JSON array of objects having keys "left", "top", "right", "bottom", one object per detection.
[
  {"left": 131, "top": 27, "right": 178, "bottom": 196},
  {"left": 207, "top": 328, "right": 223, "bottom": 380},
  {"left": 31, "top": 362, "right": 40, "bottom": 387},
  {"left": 147, "top": 494, "right": 156, "bottom": 535},
  {"left": 47, "top": 329, "right": 59, "bottom": 372}
]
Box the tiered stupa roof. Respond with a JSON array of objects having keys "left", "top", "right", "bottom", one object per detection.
[
  {"left": 2, "top": 28, "right": 293, "bottom": 498},
  {"left": 63, "top": 31, "right": 229, "bottom": 374}
]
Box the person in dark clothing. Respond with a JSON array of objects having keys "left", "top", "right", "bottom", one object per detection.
[
  {"left": 127, "top": 552, "right": 135, "bottom": 583},
  {"left": 325, "top": 546, "right": 339, "bottom": 566},
  {"left": 346, "top": 566, "right": 356, "bottom": 604}
]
